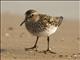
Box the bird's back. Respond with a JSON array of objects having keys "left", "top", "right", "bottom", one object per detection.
[{"left": 25, "top": 14, "right": 63, "bottom": 36}]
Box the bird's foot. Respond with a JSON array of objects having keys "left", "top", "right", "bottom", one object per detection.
[
  {"left": 25, "top": 46, "right": 38, "bottom": 52},
  {"left": 39, "top": 49, "right": 56, "bottom": 54}
]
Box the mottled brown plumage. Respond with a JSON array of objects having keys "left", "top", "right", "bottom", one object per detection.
[{"left": 20, "top": 9, "right": 63, "bottom": 54}]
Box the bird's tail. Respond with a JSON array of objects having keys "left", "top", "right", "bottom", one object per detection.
[{"left": 58, "top": 16, "right": 63, "bottom": 26}]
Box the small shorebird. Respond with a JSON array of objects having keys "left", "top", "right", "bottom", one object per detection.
[{"left": 20, "top": 9, "right": 63, "bottom": 54}]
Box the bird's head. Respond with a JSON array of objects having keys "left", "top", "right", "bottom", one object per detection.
[
  {"left": 25, "top": 9, "right": 40, "bottom": 22},
  {"left": 20, "top": 9, "right": 39, "bottom": 26}
]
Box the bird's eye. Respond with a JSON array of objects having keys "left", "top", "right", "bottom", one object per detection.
[
  {"left": 30, "top": 14, "right": 34, "bottom": 17},
  {"left": 31, "top": 14, "right": 34, "bottom": 16}
]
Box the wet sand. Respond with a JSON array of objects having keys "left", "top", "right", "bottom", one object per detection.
[{"left": 1, "top": 12, "right": 80, "bottom": 60}]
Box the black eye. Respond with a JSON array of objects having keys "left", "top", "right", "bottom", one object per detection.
[
  {"left": 31, "top": 14, "right": 34, "bottom": 16},
  {"left": 29, "top": 14, "right": 34, "bottom": 17},
  {"left": 29, "top": 14, "right": 34, "bottom": 18}
]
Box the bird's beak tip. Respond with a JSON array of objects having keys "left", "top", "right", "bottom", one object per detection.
[{"left": 20, "top": 20, "right": 25, "bottom": 26}]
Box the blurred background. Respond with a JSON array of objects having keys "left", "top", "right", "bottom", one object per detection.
[
  {"left": 1, "top": 1, "right": 80, "bottom": 60},
  {"left": 1, "top": 1, "right": 79, "bottom": 20}
]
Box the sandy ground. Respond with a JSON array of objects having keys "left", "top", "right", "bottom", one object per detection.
[{"left": 1, "top": 12, "right": 80, "bottom": 60}]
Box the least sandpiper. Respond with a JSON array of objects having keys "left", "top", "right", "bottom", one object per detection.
[{"left": 20, "top": 9, "right": 63, "bottom": 54}]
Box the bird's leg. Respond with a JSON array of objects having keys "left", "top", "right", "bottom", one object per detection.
[
  {"left": 42, "top": 36, "right": 56, "bottom": 54},
  {"left": 25, "top": 36, "right": 39, "bottom": 51}
]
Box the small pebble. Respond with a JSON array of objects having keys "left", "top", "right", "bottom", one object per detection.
[
  {"left": 61, "top": 38, "right": 65, "bottom": 41},
  {"left": 5, "top": 33, "right": 10, "bottom": 37},
  {"left": 13, "top": 56, "right": 17, "bottom": 59},
  {"left": 8, "top": 27, "right": 13, "bottom": 31},
  {"left": 71, "top": 53, "right": 78, "bottom": 59},
  {"left": 73, "top": 54, "right": 78, "bottom": 58},
  {"left": 59, "top": 55, "right": 63, "bottom": 58},
  {"left": 77, "top": 37, "right": 80, "bottom": 40},
  {"left": 49, "top": 48, "right": 52, "bottom": 50},
  {"left": 65, "top": 55, "right": 68, "bottom": 57},
  {"left": 78, "top": 53, "right": 80, "bottom": 55}
]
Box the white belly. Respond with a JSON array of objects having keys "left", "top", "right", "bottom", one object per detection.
[{"left": 39, "top": 26, "right": 58, "bottom": 36}]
